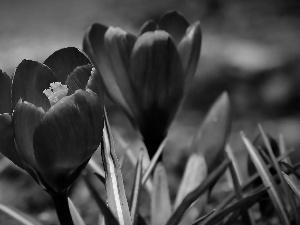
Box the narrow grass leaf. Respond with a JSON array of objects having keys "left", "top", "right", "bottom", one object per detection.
[
  {"left": 226, "top": 146, "right": 254, "bottom": 225},
  {"left": 83, "top": 175, "right": 119, "bottom": 225},
  {"left": 281, "top": 162, "right": 300, "bottom": 179},
  {"left": 68, "top": 198, "right": 86, "bottom": 225},
  {"left": 151, "top": 163, "right": 172, "bottom": 225},
  {"left": 241, "top": 132, "right": 289, "bottom": 225},
  {"left": 166, "top": 158, "right": 230, "bottom": 225},
  {"left": 142, "top": 138, "right": 167, "bottom": 185},
  {"left": 102, "top": 109, "right": 132, "bottom": 225},
  {"left": 130, "top": 151, "right": 143, "bottom": 225},
  {"left": 192, "top": 209, "right": 215, "bottom": 225},
  {"left": 87, "top": 158, "right": 105, "bottom": 183},
  {"left": 190, "top": 92, "right": 231, "bottom": 173},
  {"left": 222, "top": 210, "right": 241, "bottom": 225},
  {"left": 258, "top": 125, "right": 297, "bottom": 222},
  {"left": 0, "top": 203, "right": 42, "bottom": 225},
  {"left": 282, "top": 172, "right": 300, "bottom": 200},
  {"left": 204, "top": 188, "right": 268, "bottom": 225},
  {"left": 214, "top": 147, "right": 294, "bottom": 213}
]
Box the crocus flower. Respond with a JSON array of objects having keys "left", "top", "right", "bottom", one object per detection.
[
  {"left": 83, "top": 10, "right": 201, "bottom": 158},
  {"left": 0, "top": 47, "right": 103, "bottom": 194}
]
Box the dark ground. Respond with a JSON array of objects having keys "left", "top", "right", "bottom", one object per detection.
[{"left": 1, "top": 0, "right": 300, "bottom": 224}]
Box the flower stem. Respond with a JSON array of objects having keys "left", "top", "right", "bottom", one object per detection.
[{"left": 52, "top": 191, "right": 74, "bottom": 225}]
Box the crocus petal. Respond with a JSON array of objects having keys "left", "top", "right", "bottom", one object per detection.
[
  {"left": 158, "top": 10, "right": 189, "bottom": 44},
  {"left": 0, "top": 114, "right": 22, "bottom": 167},
  {"left": 139, "top": 19, "right": 157, "bottom": 35},
  {"left": 104, "top": 27, "right": 138, "bottom": 118},
  {"left": 0, "top": 71, "right": 11, "bottom": 114},
  {"left": 86, "top": 68, "right": 103, "bottom": 100},
  {"left": 178, "top": 21, "right": 202, "bottom": 88},
  {"left": 33, "top": 89, "right": 103, "bottom": 192},
  {"left": 13, "top": 100, "right": 45, "bottom": 170},
  {"left": 66, "top": 64, "right": 93, "bottom": 95},
  {"left": 12, "top": 60, "right": 56, "bottom": 111},
  {"left": 130, "top": 31, "right": 184, "bottom": 155},
  {"left": 84, "top": 24, "right": 135, "bottom": 120},
  {"left": 44, "top": 47, "right": 91, "bottom": 84}
]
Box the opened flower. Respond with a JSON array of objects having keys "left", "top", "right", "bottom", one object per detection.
[
  {"left": 83, "top": 10, "right": 201, "bottom": 158},
  {"left": 0, "top": 47, "right": 103, "bottom": 195}
]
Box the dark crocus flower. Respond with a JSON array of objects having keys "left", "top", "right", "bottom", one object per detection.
[
  {"left": 83, "top": 10, "right": 201, "bottom": 158},
  {"left": 0, "top": 47, "right": 103, "bottom": 194}
]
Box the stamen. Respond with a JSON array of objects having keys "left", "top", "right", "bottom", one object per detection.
[{"left": 43, "top": 82, "right": 68, "bottom": 106}]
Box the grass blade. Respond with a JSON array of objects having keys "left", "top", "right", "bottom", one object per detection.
[
  {"left": 226, "top": 145, "right": 255, "bottom": 225},
  {"left": 83, "top": 174, "right": 119, "bottom": 225},
  {"left": 282, "top": 172, "right": 300, "bottom": 200},
  {"left": 192, "top": 209, "right": 215, "bottom": 225},
  {"left": 87, "top": 158, "right": 105, "bottom": 183},
  {"left": 241, "top": 132, "right": 289, "bottom": 225},
  {"left": 130, "top": 151, "right": 143, "bottom": 225},
  {"left": 166, "top": 158, "right": 230, "bottom": 225},
  {"left": 151, "top": 163, "right": 172, "bottom": 225},
  {"left": 0, "top": 203, "right": 42, "bottom": 225},
  {"left": 204, "top": 188, "right": 269, "bottom": 225},
  {"left": 214, "top": 147, "right": 294, "bottom": 213},
  {"left": 68, "top": 198, "right": 86, "bottom": 225},
  {"left": 281, "top": 162, "right": 300, "bottom": 180},
  {"left": 102, "top": 109, "right": 132, "bottom": 225},
  {"left": 142, "top": 138, "right": 167, "bottom": 185}
]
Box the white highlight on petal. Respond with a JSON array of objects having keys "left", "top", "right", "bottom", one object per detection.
[{"left": 43, "top": 82, "right": 68, "bottom": 106}]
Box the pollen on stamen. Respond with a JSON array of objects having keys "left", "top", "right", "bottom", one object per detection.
[{"left": 43, "top": 82, "right": 68, "bottom": 106}]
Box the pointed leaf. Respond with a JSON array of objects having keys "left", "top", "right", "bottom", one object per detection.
[
  {"left": 101, "top": 109, "right": 132, "bottom": 225},
  {"left": 178, "top": 21, "right": 201, "bottom": 88},
  {"left": 281, "top": 162, "right": 300, "bottom": 179},
  {"left": 142, "top": 138, "right": 167, "bottom": 185},
  {"left": 166, "top": 158, "right": 230, "bottom": 225},
  {"left": 0, "top": 70, "right": 11, "bottom": 114},
  {"left": 151, "top": 163, "right": 172, "bottom": 225},
  {"left": 282, "top": 172, "right": 300, "bottom": 200},
  {"left": 241, "top": 132, "right": 289, "bottom": 225},
  {"left": 44, "top": 47, "right": 90, "bottom": 83},
  {"left": 191, "top": 92, "right": 231, "bottom": 173},
  {"left": 174, "top": 153, "right": 207, "bottom": 208},
  {"left": 192, "top": 210, "right": 215, "bottom": 225},
  {"left": 68, "top": 198, "right": 86, "bottom": 225},
  {"left": 130, "top": 151, "right": 143, "bottom": 225},
  {"left": 83, "top": 175, "right": 120, "bottom": 225},
  {"left": 158, "top": 10, "right": 189, "bottom": 44},
  {"left": 87, "top": 158, "right": 105, "bottom": 183},
  {"left": 12, "top": 60, "right": 56, "bottom": 111},
  {"left": 258, "top": 125, "right": 294, "bottom": 217}
]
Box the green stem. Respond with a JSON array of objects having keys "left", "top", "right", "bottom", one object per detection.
[{"left": 52, "top": 191, "right": 74, "bottom": 225}]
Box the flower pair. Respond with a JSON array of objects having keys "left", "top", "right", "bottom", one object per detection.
[
  {"left": 84, "top": 10, "right": 201, "bottom": 157},
  {"left": 0, "top": 47, "right": 103, "bottom": 194}
]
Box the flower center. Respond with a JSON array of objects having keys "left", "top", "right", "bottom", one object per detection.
[{"left": 43, "top": 82, "right": 68, "bottom": 106}]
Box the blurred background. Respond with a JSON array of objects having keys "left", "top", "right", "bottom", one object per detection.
[{"left": 1, "top": 0, "right": 300, "bottom": 224}]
